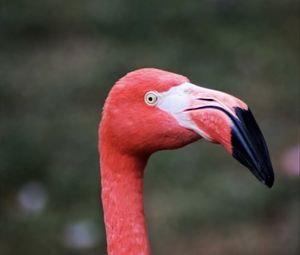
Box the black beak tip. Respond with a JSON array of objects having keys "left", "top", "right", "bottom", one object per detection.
[
  {"left": 259, "top": 167, "right": 274, "bottom": 188},
  {"left": 231, "top": 107, "right": 275, "bottom": 188},
  {"left": 265, "top": 178, "right": 274, "bottom": 188}
]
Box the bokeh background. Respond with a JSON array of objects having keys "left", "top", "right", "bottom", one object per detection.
[{"left": 0, "top": 0, "right": 299, "bottom": 254}]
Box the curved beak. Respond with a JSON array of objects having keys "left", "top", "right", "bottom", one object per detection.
[
  {"left": 230, "top": 108, "right": 274, "bottom": 187},
  {"left": 157, "top": 82, "right": 274, "bottom": 187}
]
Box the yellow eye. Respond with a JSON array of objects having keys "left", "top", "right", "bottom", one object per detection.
[{"left": 144, "top": 91, "right": 158, "bottom": 106}]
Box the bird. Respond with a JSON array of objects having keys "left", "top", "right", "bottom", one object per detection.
[{"left": 98, "top": 68, "right": 274, "bottom": 255}]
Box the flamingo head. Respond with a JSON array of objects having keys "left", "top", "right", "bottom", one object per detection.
[{"left": 100, "top": 68, "right": 274, "bottom": 187}]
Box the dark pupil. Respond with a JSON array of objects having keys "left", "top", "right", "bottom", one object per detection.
[{"left": 148, "top": 96, "right": 153, "bottom": 101}]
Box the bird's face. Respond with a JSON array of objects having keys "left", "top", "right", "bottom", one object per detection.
[{"left": 100, "top": 68, "right": 274, "bottom": 187}]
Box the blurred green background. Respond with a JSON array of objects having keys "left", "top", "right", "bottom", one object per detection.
[{"left": 0, "top": 0, "right": 299, "bottom": 254}]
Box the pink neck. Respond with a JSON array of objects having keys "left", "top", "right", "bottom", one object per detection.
[{"left": 100, "top": 145, "right": 150, "bottom": 255}]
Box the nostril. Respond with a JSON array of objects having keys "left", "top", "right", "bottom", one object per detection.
[{"left": 197, "top": 98, "right": 215, "bottom": 102}]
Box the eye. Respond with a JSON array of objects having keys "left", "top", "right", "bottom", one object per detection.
[{"left": 144, "top": 91, "right": 158, "bottom": 106}]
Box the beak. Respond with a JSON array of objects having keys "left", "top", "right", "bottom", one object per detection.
[
  {"left": 229, "top": 107, "right": 274, "bottom": 187},
  {"left": 157, "top": 82, "right": 274, "bottom": 187}
]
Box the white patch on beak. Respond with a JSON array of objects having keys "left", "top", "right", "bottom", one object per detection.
[
  {"left": 157, "top": 83, "right": 191, "bottom": 114},
  {"left": 157, "top": 82, "right": 213, "bottom": 140}
]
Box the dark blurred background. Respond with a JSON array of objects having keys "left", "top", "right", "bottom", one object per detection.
[{"left": 0, "top": 0, "right": 299, "bottom": 254}]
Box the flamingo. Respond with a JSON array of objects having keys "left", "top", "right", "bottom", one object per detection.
[{"left": 98, "top": 68, "right": 274, "bottom": 255}]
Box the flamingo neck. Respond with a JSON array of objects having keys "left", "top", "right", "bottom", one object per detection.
[{"left": 100, "top": 146, "right": 150, "bottom": 255}]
